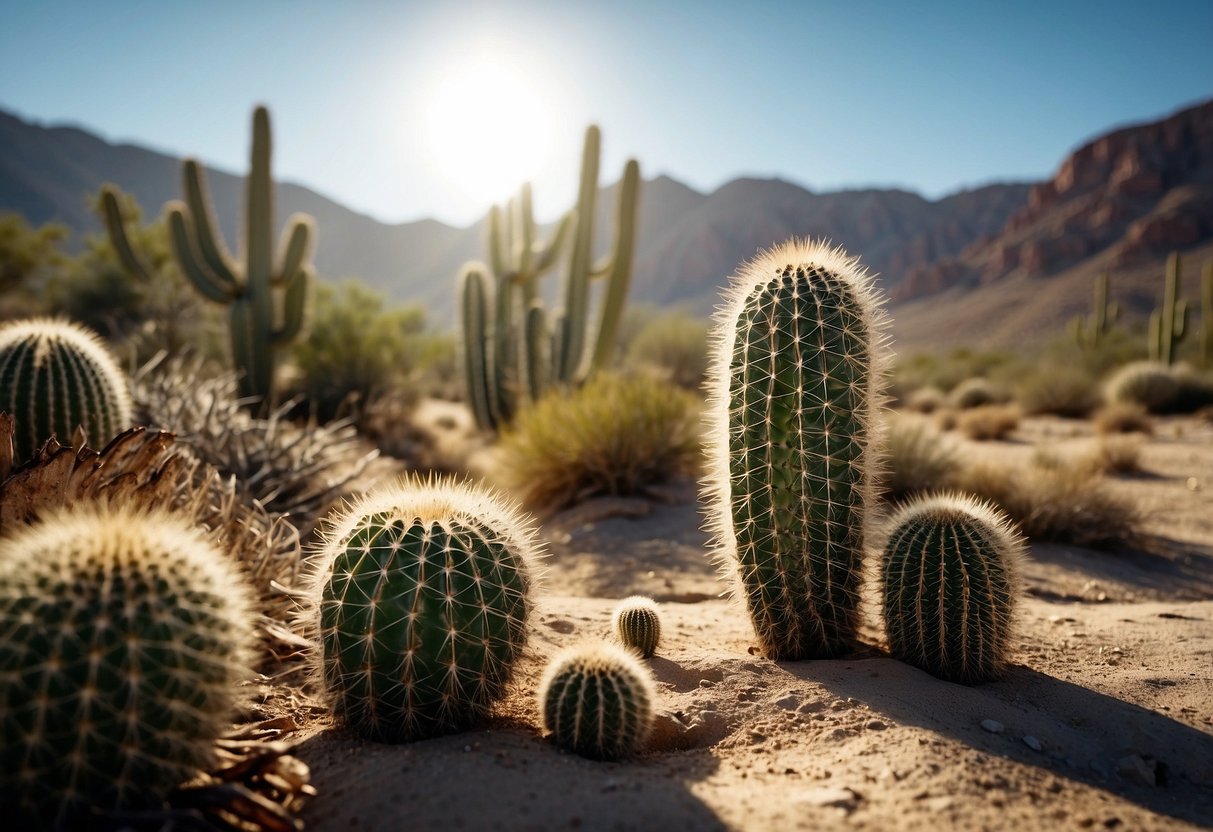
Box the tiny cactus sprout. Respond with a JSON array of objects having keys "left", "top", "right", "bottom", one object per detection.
[
  {"left": 0, "top": 318, "right": 133, "bottom": 463},
  {"left": 0, "top": 503, "right": 256, "bottom": 828},
  {"left": 704, "top": 239, "right": 887, "bottom": 660},
  {"left": 539, "top": 644, "right": 656, "bottom": 761},
  {"left": 880, "top": 493, "right": 1024, "bottom": 684},
  {"left": 309, "top": 477, "right": 541, "bottom": 743},
  {"left": 612, "top": 595, "right": 662, "bottom": 658}
]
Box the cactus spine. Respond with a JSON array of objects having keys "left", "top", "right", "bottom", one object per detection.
[
  {"left": 1071, "top": 273, "right": 1119, "bottom": 350},
  {"left": 107, "top": 106, "right": 316, "bottom": 411},
  {"left": 881, "top": 493, "right": 1023, "bottom": 684},
  {"left": 0, "top": 504, "right": 255, "bottom": 827},
  {"left": 459, "top": 125, "right": 640, "bottom": 431},
  {"left": 1148, "top": 251, "right": 1189, "bottom": 366},
  {"left": 1201, "top": 259, "right": 1213, "bottom": 366},
  {"left": 310, "top": 478, "right": 540, "bottom": 742},
  {"left": 0, "top": 318, "right": 132, "bottom": 463},
  {"left": 539, "top": 644, "right": 656, "bottom": 761},
  {"left": 612, "top": 596, "right": 662, "bottom": 658},
  {"left": 705, "top": 240, "right": 886, "bottom": 660}
]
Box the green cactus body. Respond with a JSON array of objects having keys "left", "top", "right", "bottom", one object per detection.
[
  {"left": 612, "top": 596, "right": 662, "bottom": 658},
  {"left": 539, "top": 644, "right": 656, "bottom": 761},
  {"left": 1149, "top": 252, "right": 1189, "bottom": 366},
  {"left": 0, "top": 319, "right": 132, "bottom": 463},
  {"left": 311, "top": 478, "right": 541, "bottom": 742},
  {"left": 1071, "top": 273, "right": 1119, "bottom": 350},
  {"left": 0, "top": 504, "right": 255, "bottom": 827},
  {"left": 881, "top": 493, "right": 1023, "bottom": 684},
  {"left": 705, "top": 240, "right": 886, "bottom": 660}
]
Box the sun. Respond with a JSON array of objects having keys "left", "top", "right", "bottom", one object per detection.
[{"left": 422, "top": 56, "right": 553, "bottom": 207}]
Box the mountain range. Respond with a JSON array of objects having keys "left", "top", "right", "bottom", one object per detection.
[{"left": 3, "top": 98, "right": 1211, "bottom": 351}]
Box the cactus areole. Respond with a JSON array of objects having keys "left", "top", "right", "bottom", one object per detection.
[{"left": 705, "top": 240, "right": 885, "bottom": 661}]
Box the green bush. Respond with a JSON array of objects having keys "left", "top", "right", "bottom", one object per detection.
[
  {"left": 625, "top": 310, "right": 710, "bottom": 389},
  {"left": 1017, "top": 365, "right": 1100, "bottom": 417},
  {"left": 497, "top": 373, "right": 702, "bottom": 511},
  {"left": 949, "top": 377, "right": 1007, "bottom": 409}
]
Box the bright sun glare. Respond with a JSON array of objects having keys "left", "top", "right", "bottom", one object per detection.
[{"left": 423, "top": 57, "right": 553, "bottom": 207}]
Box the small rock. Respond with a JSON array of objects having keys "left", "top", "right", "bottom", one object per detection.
[
  {"left": 1115, "top": 755, "right": 1156, "bottom": 787},
  {"left": 981, "top": 719, "right": 1005, "bottom": 734},
  {"left": 1023, "top": 735, "right": 1043, "bottom": 751},
  {"left": 866, "top": 719, "right": 888, "bottom": 731}
]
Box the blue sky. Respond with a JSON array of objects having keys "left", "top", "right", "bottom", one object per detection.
[{"left": 1, "top": 0, "right": 1210, "bottom": 226}]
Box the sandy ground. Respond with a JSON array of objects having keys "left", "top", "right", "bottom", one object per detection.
[{"left": 272, "top": 413, "right": 1213, "bottom": 831}]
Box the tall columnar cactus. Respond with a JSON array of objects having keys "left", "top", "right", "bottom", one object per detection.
[
  {"left": 0, "top": 504, "right": 255, "bottom": 828},
  {"left": 1071, "top": 273, "right": 1119, "bottom": 350},
  {"left": 880, "top": 493, "right": 1023, "bottom": 684},
  {"left": 309, "top": 477, "right": 541, "bottom": 742},
  {"left": 1201, "top": 259, "right": 1213, "bottom": 366},
  {"left": 105, "top": 106, "right": 316, "bottom": 411},
  {"left": 0, "top": 318, "right": 132, "bottom": 463},
  {"left": 704, "top": 240, "right": 887, "bottom": 660},
  {"left": 1148, "top": 252, "right": 1189, "bottom": 366},
  {"left": 538, "top": 644, "right": 656, "bottom": 761},
  {"left": 612, "top": 595, "right": 662, "bottom": 658},
  {"left": 459, "top": 125, "right": 640, "bottom": 432}
]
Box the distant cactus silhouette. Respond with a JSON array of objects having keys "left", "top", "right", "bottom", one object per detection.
[
  {"left": 1071, "top": 273, "right": 1119, "bottom": 351},
  {"left": 881, "top": 493, "right": 1023, "bottom": 684},
  {"left": 704, "top": 240, "right": 887, "bottom": 660},
  {"left": 1148, "top": 252, "right": 1189, "bottom": 366},
  {"left": 309, "top": 477, "right": 541, "bottom": 742},
  {"left": 539, "top": 644, "right": 656, "bottom": 760},
  {"left": 612, "top": 595, "right": 662, "bottom": 658},
  {"left": 0, "top": 318, "right": 132, "bottom": 463},
  {"left": 0, "top": 504, "right": 255, "bottom": 827}
]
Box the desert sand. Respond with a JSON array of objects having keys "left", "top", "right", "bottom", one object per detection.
[{"left": 264, "top": 412, "right": 1213, "bottom": 831}]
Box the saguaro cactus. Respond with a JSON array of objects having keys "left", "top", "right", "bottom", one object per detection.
[
  {"left": 310, "top": 477, "right": 541, "bottom": 742},
  {"left": 880, "top": 493, "right": 1023, "bottom": 684},
  {"left": 1148, "top": 252, "right": 1189, "bottom": 366},
  {"left": 105, "top": 106, "right": 316, "bottom": 410},
  {"left": 1071, "top": 273, "right": 1119, "bottom": 350},
  {"left": 704, "top": 240, "right": 886, "bottom": 660},
  {"left": 0, "top": 504, "right": 255, "bottom": 827},
  {"left": 458, "top": 125, "right": 640, "bottom": 432},
  {"left": 0, "top": 318, "right": 132, "bottom": 462}
]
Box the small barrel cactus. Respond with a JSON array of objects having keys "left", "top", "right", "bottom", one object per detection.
[
  {"left": 880, "top": 493, "right": 1023, "bottom": 684},
  {"left": 704, "top": 239, "right": 886, "bottom": 660},
  {"left": 309, "top": 477, "right": 541, "bottom": 742},
  {"left": 539, "top": 644, "right": 656, "bottom": 760},
  {"left": 0, "top": 318, "right": 132, "bottom": 463},
  {"left": 0, "top": 503, "right": 255, "bottom": 828},
  {"left": 612, "top": 595, "right": 662, "bottom": 658},
  {"left": 1104, "top": 360, "right": 1178, "bottom": 413}
]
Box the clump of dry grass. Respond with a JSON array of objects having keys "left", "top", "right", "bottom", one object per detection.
[
  {"left": 1094, "top": 402, "right": 1154, "bottom": 435},
  {"left": 496, "top": 374, "right": 702, "bottom": 511},
  {"left": 904, "top": 386, "right": 947, "bottom": 414},
  {"left": 1017, "top": 366, "right": 1100, "bottom": 418},
  {"left": 878, "top": 416, "right": 959, "bottom": 504},
  {"left": 935, "top": 408, "right": 960, "bottom": 431},
  {"left": 1088, "top": 435, "right": 1146, "bottom": 475},
  {"left": 956, "top": 404, "right": 1021, "bottom": 441}
]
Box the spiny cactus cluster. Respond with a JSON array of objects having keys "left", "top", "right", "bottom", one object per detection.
[
  {"left": 704, "top": 240, "right": 886, "bottom": 660},
  {"left": 539, "top": 644, "right": 656, "bottom": 761},
  {"left": 0, "top": 503, "right": 256, "bottom": 827},
  {"left": 0, "top": 318, "right": 132, "bottom": 464},
  {"left": 310, "top": 477, "right": 541, "bottom": 742},
  {"left": 880, "top": 493, "right": 1023, "bottom": 684},
  {"left": 612, "top": 595, "right": 662, "bottom": 658}
]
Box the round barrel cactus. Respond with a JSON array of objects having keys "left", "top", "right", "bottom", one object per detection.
[
  {"left": 310, "top": 477, "right": 541, "bottom": 742},
  {"left": 539, "top": 644, "right": 656, "bottom": 761},
  {"left": 704, "top": 240, "right": 886, "bottom": 660},
  {"left": 612, "top": 595, "right": 662, "bottom": 658},
  {"left": 881, "top": 493, "right": 1023, "bottom": 684},
  {"left": 0, "top": 318, "right": 132, "bottom": 463},
  {"left": 0, "top": 503, "right": 255, "bottom": 828}
]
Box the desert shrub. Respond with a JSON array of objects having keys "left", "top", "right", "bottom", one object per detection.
[
  {"left": 956, "top": 404, "right": 1021, "bottom": 441},
  {"left": 1039, "top": 327, "right": 1146, "bottom": 379},
  {"left": 1168, "top": 364, "right": 1213, "bottom": 414},
  {"left": 625, "top": 310, "right": 710, "bottom": 389},
  {"left": 878, "top": 416, "right": 959, "bottom": 503},
  {"left": 904, "top": 386, "right": 946, "bottom": 414},
  {"left": 956, "top": 459, "right": 1140, "bottom": 548},
  {"left": 496, "top": 373, "right": 701, "bottom": 511},
  {"left": 1104, "top": 361, "right": 1178, "bottom": 413},
  {"left": 1094, "top": 402, "right": 1153, "bottom": 435},
  {"left": 1089, "top": 435, "right": 1145, "bottom": 475},
  {"left": 949, "top": 377, "right": 1007, "bottom": 409},
  {"left": 935, "top": 408, "right": 960, "bottom": 431},
  {"left": 0, "top": 212, "right": 68, "bottom": 319},
  {"left": 1017, "top": 365, "right": 1100, "bottom": 417},
  {"left": 893, "top": 347, "right": 1025, "bottom": 396}
]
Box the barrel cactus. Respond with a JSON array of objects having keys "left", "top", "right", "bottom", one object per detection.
[
  {"left": 704, "top": 240, "right": 886, "bottom": 660},
  {"left": 612, "top": 595, "right": 662, "bottom": 658},
  {"left": 1104, "top": 360, "right": 1178, "bottom": 413},
  {"left": 0, "top": 503, "right": 255, "bottom": 828},
  {"left": 880, "top": 493, "right": 1023, "bottom": 684},
  {"left": 309, "top": 477, "right": 541, "bottom": 742},
  {"left": 0, "top": 318, "right": 132, "bottom": 463},
  {"left": 539, "top": 644, "right": 656, "bottom": 761}
]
